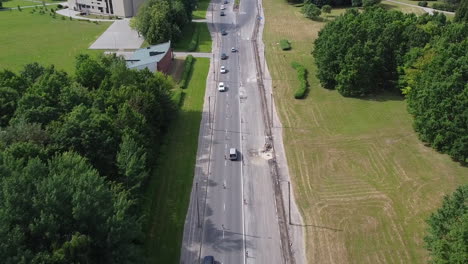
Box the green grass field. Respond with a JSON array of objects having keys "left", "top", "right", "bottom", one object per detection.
[
  {"left": 0, "top": 10, "right": 110, "bottom": 73},
  {"left": 263, "top": 0, "right": 468, "bottom": 263},
  {"left": 144, "top": 58, "right": 210, "bottom": 263},
  {"left": 193, "top": 0, "right": 210, "bottom": 19},
  {"left": 1, "top": 0, "right": 60, "bottom": 8},
  {"left": 173, "top": 22, "right": 212, "bottom": 52},
  {"left": 381, "top": 0, "right": 427, "bottom": 15}
]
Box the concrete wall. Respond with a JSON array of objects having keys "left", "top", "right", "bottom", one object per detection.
[{"left": 68, "top": 0, "right": 144, "bottom": 17}]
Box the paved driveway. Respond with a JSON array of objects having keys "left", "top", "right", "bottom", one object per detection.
[{"left": 89, "top": 20, "right": 144, "bottom": 50}]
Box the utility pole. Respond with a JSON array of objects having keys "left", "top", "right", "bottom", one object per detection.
[
  {"left": 208, "top": 96, "right": 211, "bottom": 130},
  {"left": 271, "top": 93, "right": 273, "bottom": 127},
  {"left": 196, "top": 182, "right": 201, "bottom": 228},
  {"left": 288, "top": 181, "right": 291, "bottom": 225}
]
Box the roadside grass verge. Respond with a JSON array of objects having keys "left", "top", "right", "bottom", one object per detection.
[
  {"left": 263, "top": 0, "right": 468, "bottom": 263},
  {"left": 173, "top": 22, "right": 212, "bottom": 52},
  {"left": 0, "top": 9, "right": 110, "bottom": 73},
  {"left": 144, "top": 58, "right": 210, "bottom": 263},
  {"left": 193, "top": 0, "right": 210, "bottom": 19}
]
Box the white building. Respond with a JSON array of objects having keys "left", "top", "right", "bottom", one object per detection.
[{"left": 68, "top": 0, "right": 145, "bottom": 17}]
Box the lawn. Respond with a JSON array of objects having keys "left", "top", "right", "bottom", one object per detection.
[
  {"left": 193, "top": 0, "right": 210, "bottom": 19},
  {"left": 144, "top": 58, "right": 210, "bottom": 263},
  {"left": 381, "top": 0, "right": 427, "bottom": 15},
  {"left": 173, "top": 22, "right": 212, "bottom": 52},
  {"left": 0, "top": 9, "right": 110, "bottom": 73},
  {"left": 1, "top": 0, "right": 60, "bottom": 8},
  {"left": 262, "top": 0, "right": 468, "bottom": 263}
]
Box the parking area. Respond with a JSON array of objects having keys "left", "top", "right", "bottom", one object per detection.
[{"left": 89, "top": 19, "right": 144, "bottom": 50}]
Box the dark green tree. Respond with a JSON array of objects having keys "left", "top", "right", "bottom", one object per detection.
[
  {"left": 301, "top": 3, "right": 322, "bottom": 20},
  {"left": 425, "top": 185, "right": 468, "bottom": 264},
  {"left": 455, "top": 0, "right": 468, "bottom": 22},
  {"left": 48, "top": 105, "right": 119, "bottom": 177},
  {"left": 20, "top": 62, "right": 45, "bottom": 86},
  {"left": 75, "top": 54, "right": 107, "bottom": 89},
  {"left": 405, "top": 23, "right": 468, "bottom": 163},
  {"left": 0, "top": 87, "right": 19, "bottom": 127}
]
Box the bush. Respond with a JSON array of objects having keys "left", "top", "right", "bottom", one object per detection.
[
  {"left": 301, "top": 3, "right": 322, "bottom": 20},
  {"left": 291, "top": 62, "right": 308, "bottom": 99},
  {"left": 57, "top": 4, "right": 63, "bottom": 9},
  {"left": 418, "top": 1, "right": 428, "bottom": 7},
  {"left": 362, "top": 0, "right": 381, "bottom": 6},
  {"left": 322, "top": 4, "right": 332, "bottom": 13},
  {"left": 179, "top": 55, "right": 194, "bottom": 89},
  {"left": 280, "top": 39, "right": 291, "bottom": 50},
  {"left": 188, "top": 26, "right": 200, "bottom": 52}
]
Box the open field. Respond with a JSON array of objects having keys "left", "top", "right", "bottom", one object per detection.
[
  {"left": 262, "top": 0, "right": 468, "bottom": 263},
  {"left": 173, "top": 22, "right": 212, "bottom": 52},
  {"left": 1, "top": 0, "right": 60, "bottom": 8},
  {"left": 193, "top": 0, "right": 210, "bottom": 19},
  {"left": 144, "top": 58, "right": 210, "bottom": 263},
  {"left": 381, "top": 0, "right": 427, "bottom": 14},
  {"left": 0, "top": 9, "right": 110, "bottom": 73}
]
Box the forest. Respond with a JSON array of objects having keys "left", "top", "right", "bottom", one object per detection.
[
  {"left": 313, "top": 7, "right": 467, "bottom": 164},
  {"left": 0, "top": 55, "right": 177, "bottom": 263}
]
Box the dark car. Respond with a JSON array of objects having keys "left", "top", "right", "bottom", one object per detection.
[
  {"left": 224, "top": 0, "right": 228, "bottom": 4},
  {"left": 203, "top": 256, "right": 215, "bottom": 264},
  {"left": 220, "top": 11, "right": 225, "bottom": 16},
  {"left": 221, "top": 29, "right": 227, "bottom": 35},
  {"left": 221, "top": 53, "right": 227, "bottom": 60}
]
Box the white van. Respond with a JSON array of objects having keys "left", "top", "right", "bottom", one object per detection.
[{"left": 229, "top": 148, "right": 238, "bottom": 160}]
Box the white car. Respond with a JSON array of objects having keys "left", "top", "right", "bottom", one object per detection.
[
  {"left": 220, "top": 5, "right": 226, "bottom": 10},
  {"left": 218, "top": 82, "right": 226, "bottom": 92},
  {"left": 220, "top": 66, "right": 227, "bottom": 73},
  {"left": 231, "top": 47, "right": 237, "bottom": 52}
]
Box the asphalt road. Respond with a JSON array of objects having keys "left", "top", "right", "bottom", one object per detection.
[{"left": 180, "top": 0, "right": 285, "bottom": 263}]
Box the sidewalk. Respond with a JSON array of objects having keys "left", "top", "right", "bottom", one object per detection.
[
  {"left": 55, "top": 9, "right": 117, "bottom": 21},
  {"left": 174, "top": 52, "right": 212, "bottom": 58}
]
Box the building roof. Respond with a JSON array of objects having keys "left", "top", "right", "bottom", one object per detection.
[{"left": 126, "top": 41, "right": 171, "bottom": 71}]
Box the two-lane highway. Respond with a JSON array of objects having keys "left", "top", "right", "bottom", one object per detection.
[
  {"left": 180, "top": 0, "right": 287, "bottom": 263},
  {"left": 200, "top": 2, "right": 245, "bottom": 263}
]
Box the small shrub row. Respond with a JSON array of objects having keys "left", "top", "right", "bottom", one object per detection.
[
  {"left": 418, "top": 1, "right": 428, "bottom": 7},
  {"left": 179, "top": 55, "right": 195, "bottom": 89},
  {"left": 291, "top": 62, "right": 308, "bottom": 99},
  {"left": 171, "top": 89, "right": 184, "bottom": 107},
  {"left": 188, "top": 25, "right": 200, "bottom": 52},
  {"left": 280, "top": 39, "right": 291, "bottom": 50}
]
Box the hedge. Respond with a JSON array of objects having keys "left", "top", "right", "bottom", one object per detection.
[
  {"left": 280, "top": 39, "right": 291, "bottom": 50},
  {"left": 291, "top": 62, "right": 308, "bottom": 99},
  {"left": 179, "top": 55, "right": 194, "bottom": 89},
  {"left": 418, "top": 1, "right": 427, "bottom": 7},
  {"left": 171, "top": 89, "right": 184, "bottom": 107},
  {"left": 188, "top": 25, "right": 200, "bottom": 52}
]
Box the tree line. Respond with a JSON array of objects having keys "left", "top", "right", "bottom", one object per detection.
[
  {"left": 313, "top": 7, "right": 467, "bottom": 164},
  {"left": 0, "top": 55, "right": 177, "bottom": 263},
  {"left": 131, "top": 0, "right": 195, "bottom": 44}
]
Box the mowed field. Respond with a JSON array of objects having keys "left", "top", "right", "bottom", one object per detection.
[
  {"left": 0, "top": 10, "right": 110, "bottom": 73},
  {"left": 262, "top": 0, "right": 468, "bottom": 263}
]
